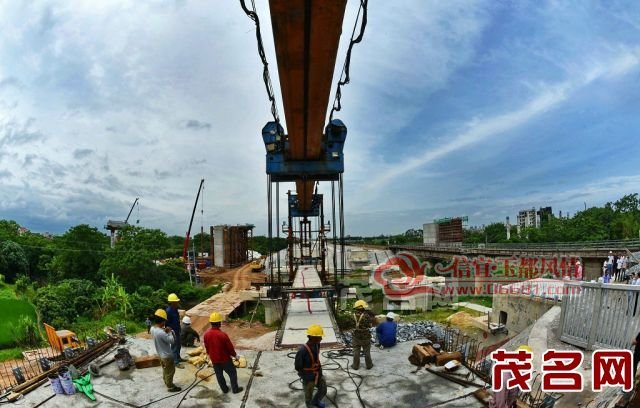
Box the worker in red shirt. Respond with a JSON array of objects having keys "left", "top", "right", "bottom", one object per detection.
[{"left": 203, "top": 312, "right": 243, "bottom": 395}]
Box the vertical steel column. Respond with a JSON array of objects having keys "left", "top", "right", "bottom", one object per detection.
[
  {"left": 276, "top": 182, "right": 281, "bottom": 281},
  {"left": 287, "top": 190, "right": 294, "bottom": 279},
  {"left": 320, "top": 199, "right": 326, "bottom": 282},
  {"left": 267, "top": 176, "right": 274, "bottom": 290},
  {"left": 339, "top": 173, "right": 346, "bottom": 279},
  {"left": 331, "top": 181, "right": 338, "bottom": 289}
]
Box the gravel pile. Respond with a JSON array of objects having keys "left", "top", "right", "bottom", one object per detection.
[{"left": 342, "top": 320, "right": 448, "bottom": 345}]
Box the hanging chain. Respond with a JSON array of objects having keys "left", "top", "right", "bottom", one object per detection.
[
  {"left": 329, "top": 0, "right": 369, "bottom": 122},
  {"left": 239, "top": 0, "right": 281, "bottom": 127}
]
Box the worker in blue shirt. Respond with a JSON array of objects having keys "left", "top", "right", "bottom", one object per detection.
[
  {"left": 166, "top": 293, "right": 183, "bottom": 365},
  {"left": 375, "top": 312, "right": 398, "bottom": 349}
]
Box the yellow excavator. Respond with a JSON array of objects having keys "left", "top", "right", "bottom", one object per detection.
[{"left": 250, "top": 257, "right": 265, "bottom": 272}]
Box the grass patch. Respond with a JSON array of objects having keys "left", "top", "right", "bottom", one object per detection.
[
  {"left": 0, "top": 284, "right": 17, "bottom": 300},
  {"left": 0, "top": 298, "right": 38, "bottom": 348},
  {"left": 232, "top": 302, "right": 266, "bottom": 324},
  {"left": 457, "top": 295, "right": 493, "bottom": 308},
  {"left": 0, "top": 347, "right": 24, "bottom": 362},
  {"left": 400, "top": 306, "right": 484, "bottom": 324}
]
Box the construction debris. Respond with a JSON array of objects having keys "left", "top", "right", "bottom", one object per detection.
[
  {"left": 473, "top": 388, "right": 492, "bottom": 406},
  {"left": 187, "top": 346, "right": 204, "bottom": 357},
  {"left": 436, "top": 351, "right": 463, "bottom": 366},
  {"left": 133, "top": 355, "right": 161, "bottom": 369},
  {"left": 411, "top": 343, "right": 438, "bottom": 366},
  {"left": 188, "top": 355, "right": 208, "bottom": 367}
]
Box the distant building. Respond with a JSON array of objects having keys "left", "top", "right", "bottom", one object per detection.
[
  {"left": 516, "top": 206, "right": 553, "bottom": 232},
  {"left": 517, "top": 208, "right": 538, "bottom": 229},
  {"left": 423, "top": 216, "right": 467, "bottom": 246},
  {"left": 538, "top": 207, "right": 553, "bottom": 226}
]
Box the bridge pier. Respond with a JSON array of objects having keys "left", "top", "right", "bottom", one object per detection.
[
  {"left": 262, "top": 299, "right": 285, "bottom": 325},
  {"left": 582, "top": 257, "right": 604, "bottom": 281}
]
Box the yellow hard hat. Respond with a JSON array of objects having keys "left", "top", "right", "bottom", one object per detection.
[
  {"left": 517, "top": 345, "right": 533, "bottom": 353},
  {"left": 154, "top": 309, "right": 168, "bottom": 320},
  {"left": 306, "top": 324, "right": 324, "bottom": 337},
  {"left": 354, "top": 300, "right": 368, "bottom": 309},
  {"left": 209, "top": 312, "right": 223, "bottom": 323},
  {"left": 167, "top": 293, "right": 180, "bottom": 302}
]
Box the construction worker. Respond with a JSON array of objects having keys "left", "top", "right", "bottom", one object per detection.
[
  {"left": 295, "top": 324, "right": 327, "bottom": 408},
  {"left": 203, "top": 312, "right": 244, "bottom": 395},
  {"left": 375, "top": 312, "right": 398, "bottom": 349},
  {"left": 180, "top": 316, "right": 200, "bottom": 347},
  {"left": 166, "top": 293, "right": 183, "bottom": 365},
  {"left": 351, "top": 299, "right": 375, "bottom": 370},
  {"left": 150, "top": 309, "right": 181, "bottom": 392},
  {"left": 490, "top": 345, "right": 532, "bottom": 408}
]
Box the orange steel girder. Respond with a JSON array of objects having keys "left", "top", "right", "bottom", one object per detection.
[{"left": 269, "top": 0, "right": 347, "bottom": 210}]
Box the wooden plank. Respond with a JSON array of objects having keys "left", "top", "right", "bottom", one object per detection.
[
  {"left": 134, "top": 355, "right": 161, "bottom": 369},
  {"left": 436, "top": 351, "right": 463, "bottom": 366}
]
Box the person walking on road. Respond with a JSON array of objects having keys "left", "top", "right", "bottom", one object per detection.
[
  {"left": 295, "top": 324, "right": 327, "bottom": 408},
  {"left": 166, "top": 293, "right": 183, "bottom": 366},
  {"left": 150, "top": 309, "right": 181, "bottom": 392},
  {"left": 203, "top": 312, "right": 244, "bottom": 395},
  {"left": 351, "top": 300, "right": 375, "bottom": 370}
]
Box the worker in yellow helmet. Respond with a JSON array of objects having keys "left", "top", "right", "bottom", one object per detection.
[
  {"left": 203, "top": 312, "right": 243, "bottom": 395},
  {"left": 150, "top": 309, "right": 181, "bottom": 392},
  {"left": 165, "top": 293, "right": 183, "bottom": 366},
  {"left": 295, "top": 324, "right": 327, "bottom": 408},
  {"left": 351, "top": 299, "right": 375, "bottom": 370}
]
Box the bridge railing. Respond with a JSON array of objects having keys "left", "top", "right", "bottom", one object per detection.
[
  {"left": 392, "top": 239, "right": 640, "bottom": 251},
  {"left": 558, "top": 281, "right": 640, "bottom": 350}
]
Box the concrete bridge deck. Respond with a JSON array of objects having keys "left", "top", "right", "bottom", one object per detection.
[{"left": 279, "top": 265, "right": 340, "bottom": 347}]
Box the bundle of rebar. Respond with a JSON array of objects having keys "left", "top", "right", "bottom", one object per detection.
[{"left": 5, "top": 337, "right": 118, "bottom": 402}]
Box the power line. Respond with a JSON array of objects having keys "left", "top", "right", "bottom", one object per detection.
[{"left": 329, "top": 0, "right": 369, "bottom": 122}]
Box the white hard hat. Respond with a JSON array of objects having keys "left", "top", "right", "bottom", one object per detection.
[
  {"left": 386, "top": 312, "right": 396, "bottom": 320},
  {"left": 182, "top": 316, "right": 191, "bottom": 325}
]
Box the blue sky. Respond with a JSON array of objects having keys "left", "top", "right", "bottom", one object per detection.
[{"left": 0, "top": 1, "right": 639, "bottom": 237}]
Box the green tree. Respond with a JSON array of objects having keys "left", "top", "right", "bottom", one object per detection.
[
  {"left": 34, "top": 279, "right": 97, "bottom": 327},
  {"left": 50, "top": 225, "right": 109, "bottom": 282},
  {"left": 484, "top": 223, "right": 507, "bottom": 243},
  {"left": 250, "top": 236, "right": 287, "bottom": 256},
  {"left": 0, "top": 220, "right": 20, "bottom": 241},
  {"left": 99, "top": 226, "right": 177, "bottom": 291},
  {"left": 0, "top": 241, "right": 29, "bottom": 283}
]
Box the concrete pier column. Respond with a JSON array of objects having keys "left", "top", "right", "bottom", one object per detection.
[
  {"left": 583, "top": 257, "right": 603, "bottom": 281},
  {"left": 263, "top": 299, "right": 285, "bottom": 325}
]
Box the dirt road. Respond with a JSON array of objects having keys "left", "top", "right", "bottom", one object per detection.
[{"left": 186, "top": 263, "right": 271, "bottom": 340}]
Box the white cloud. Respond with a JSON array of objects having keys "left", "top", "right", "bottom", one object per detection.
[{"left": 359, "top": 47, "right": 640, "bottom": 198}]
